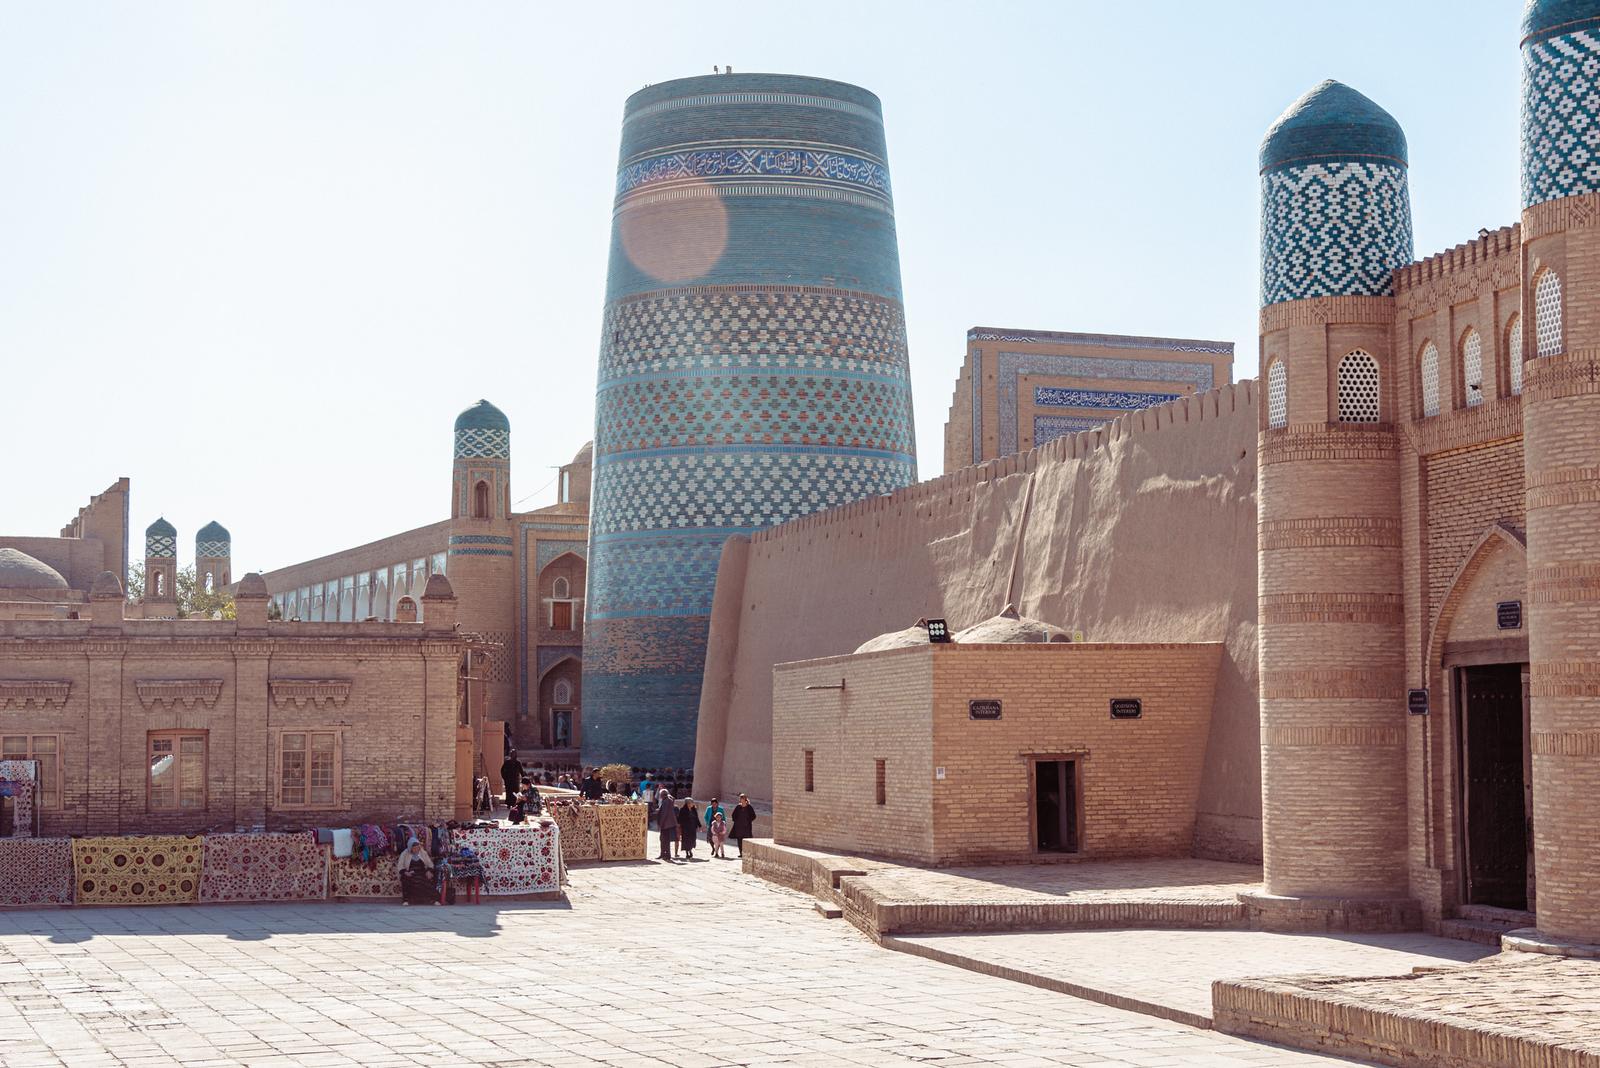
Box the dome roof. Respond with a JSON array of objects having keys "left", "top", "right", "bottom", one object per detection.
[
  {"left": 1260, "top": 80, "right": 1407, "bottom": 173},
  {"left": 196, "top": 520, "right": 230, "bottom": 542},
  {"left": 853, "top": 619, "right": 930, "bottom": 655},
  {"left": 145, "top": 517, "right": 176, "bottom": 538},
  {"left": 0, "top": 548, "right": 69, "bottom": 590},
  {"left": 952, "top": 604, "right": 1071, "bottom": 645},
  {"left": 571, "top": 440, "right": 594, "bottom": 466},
  {"left": 1524, "top": 0, "right": 1600, "bottom": 42},
  {"left": 454, "top": 399, "right": 510, "bottom": 434}
]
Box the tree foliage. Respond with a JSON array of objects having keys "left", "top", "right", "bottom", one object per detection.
[{"left": 124, "top": 562, "right": 236, "bottom": 619}]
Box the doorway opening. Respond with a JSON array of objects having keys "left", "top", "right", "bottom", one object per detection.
[
  {"left": 1457, "top": 663, "right": 1529, "bottom": 909},
  {"left": 1033, "top": 758, "right": 1079, "bottom": 854},
  {"left": 553, "top": 710, "right": 573, "bottom": 749}
]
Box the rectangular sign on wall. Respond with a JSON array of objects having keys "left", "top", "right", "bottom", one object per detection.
[
  {"left": 1408, "top": 689, "right": 1429, "bottom": 716},
  {"left": 1496, "top": 601, "right": 1523, "bottom": 630},
  {"left": 968, "top": 700, "right": 1002, "bottom": 720},
  {"left": 1109, "top": 698, "right": 1142, "bottom": 720}
]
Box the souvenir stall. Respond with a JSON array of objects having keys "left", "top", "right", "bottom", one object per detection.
[{"left": 0, "top": 759, "right": 39, "bottom": 838}]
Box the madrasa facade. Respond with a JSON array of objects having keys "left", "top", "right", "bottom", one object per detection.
[{"left": 686, "top": 0, "right": 1600, "bottom": 948}]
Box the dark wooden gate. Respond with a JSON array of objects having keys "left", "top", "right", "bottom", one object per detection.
[{"left": 1459, "top": 664, "right": 1528, "bottom": 909}]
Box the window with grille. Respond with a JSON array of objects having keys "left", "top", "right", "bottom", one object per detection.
[
  {"left": 1266, "top": 360, "right": 1288, "bottom": 427},
  {"left": 1462, "top": 330, "right": 1484, "bottom": 408},
  {"left": 149, "top": 732, "right": 206, "bottom": 811},
  {"left": 1337, "top": 350, "right": 1382, "bottom": 423},
  {"left": 1, "top": 735, "right": 59, "bottom": 810},
  {"left": 1536, "top": 270, "right": 1563, "bottom": 356},
  {"left": 804, "top": 749, "right": 814, "bottom": 793},
  {"left": 553, "top": 678, "right": 573, "bottom": 705},
  {"left": 1508, "top": 316, "right": 1524, "bottom": 395},
  {"left": 278, "top": 731, "right": 341, "bottom": 807},
  {"left": 1420, "top": 342, "right": 1441, "bottom": 417}
]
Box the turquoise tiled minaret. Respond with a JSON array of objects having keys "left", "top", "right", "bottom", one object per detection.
[
  {"left": 584, "top": 73, "right": 919, "bottom": 767},
  {"left": 1522, "top": 0, "right": 1600, "bottom": 207},
  {"left": 1260, "top": 80, "right": 1414, "bottom": 306}
]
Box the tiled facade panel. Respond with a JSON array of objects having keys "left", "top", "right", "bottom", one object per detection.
[
  {"left": 1261, "top": 162, "right": 1414, "bottom": 306},
  {"left": 1522, "top": 24, "right": 1600, "bottom": 207},
  {"left": 586, "top": 74, "right": 917, "bottom": 766},
  {"left": 1425, "top": 440, "right": 1527, "bottom": 618}
]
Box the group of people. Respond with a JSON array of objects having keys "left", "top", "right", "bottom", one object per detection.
[{"left": 654, "top": 790, "right": 757, "bottom": 862}]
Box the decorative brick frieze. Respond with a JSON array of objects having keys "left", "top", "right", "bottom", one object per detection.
[
  {"left": 1261, "top": 725, "right": 1405, "bottom": 748},
  {"left": 1259, "top": 295, "right": 1395, "bottom": 333},
  {"left": 1523, "top": 351, "right": 1600, "bottom": 401},
  {"left": 1258, "top": 517, "right": 1400, "bottom": 550},
  {"left": 0, "top": 680, "right": 71, "bottom": 710},
  {"left": 1259, "top": 428, "right": 1398, "bottom": 466},
  {"left": 1529, "top": 562, "right": 1600, "bottom": 603},
  {"left": 1531, "top": 661, "right": 1600, "bottom": 698},
  {"left": 1259, "top": 592, "right": 1404, "bottom": 625},
  {"left": 1520, "top": 192, "right": 1600, "bottom": 241},
  {"left": 134, "top": 678, "right": 223, "bottom": 711},
  {"left": 267, "top": 679, "right": 352, "bottom": 711},
  {"left": 1525, "top": 465, "right": 1600, "bottom": 510},
  {"left": 1532, "top": 730, "right": 1600, "bottom": 756},
  {"left": 1260, "top": 668, "right": 1404, "bottom": 700},
  {"left": 1412, "top": 401, "right": 1523, "bottom": 457}
]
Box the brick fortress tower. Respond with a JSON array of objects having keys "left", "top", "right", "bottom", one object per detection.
[
  {"left": 583, "top": 73, "right": 919, "bottom": 767},
  {"left": 1252, "top": 81, "right": 1419, "bottom": 926},
  {"left": 142, "top": 516, "right": 179, "bottom": 617},
  {"left": 448, "top": 400, "right": 516, "bottom": 725},
  {"left": 195, "top": 520, "right": 231, "bottom": 594},
  {"left": 1518, "top": 0, "right": 1600, "bottom": 947}
]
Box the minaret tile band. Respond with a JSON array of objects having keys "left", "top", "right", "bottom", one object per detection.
[
  {"left": 584, "top": 73, "right": 918, "bottom": 768},
  {"left": 1521, "top": 2, "right": 1600, "bottom": 207}
]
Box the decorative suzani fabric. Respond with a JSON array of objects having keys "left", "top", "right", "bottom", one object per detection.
[
  {"left": 328, "top": 856, "right": 401, "bottom": 899},
  {"left": 450, "top": 825, "right": 560, "bottom": 895},
  {"left": 199, "top": 834, "right": 327, "bottom": 903},
  {"left": 597, "top": 805, "right": 648, "bottom": 861},
  {"left": 72, "top": 836, "right": 203, "bottom": 905},
  {"left": 548, "top": 803, "right": 601, "bottom": 862},
  {"left": 0, "top": 760, "right": 37, "bottom": 781},
  {"left": 0, "top": 837, "right": 73, "bottom": 905}
]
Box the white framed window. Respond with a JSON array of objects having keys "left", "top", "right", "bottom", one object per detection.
[
  {"left": 1, "top": 735, "right": 60, "bottom": 809},
  {"left": 1535, "top": 270, "right": 1562, "bottom": 357},
  {"left": 1337, "top": 350, "right": 1381, "bottom": 423},
  {"left": 148, "top": 732, "right": 206, "bottom": 811},
  {"left": 1508, "top": 315, "right": 1524, "bottom": 396},
  {"left": 1420, "top": 342, "right": 1441, "bottom": 417},
  {"left": 1266, "top": 360, "right": 1288, "bottom": 428},
  {"left": 1462, "top": 330, "right": 1483, "bottom": 408},
  {"left": 277, "top": 731, "right": 342, "bottom": 808},
  {"left": 552, "top": 576, "right": 570, "bottom": 599}
]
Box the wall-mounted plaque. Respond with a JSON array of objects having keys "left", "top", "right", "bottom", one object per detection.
[
  {"left": 969, "top": 699, "right": 1002, "bottom": 720},
  {"left": 1496, "top": 600, "right": 1523, "bottom": 631},
  {"left": 1408, "top": 689, "right": 1429, "bottom": 716},
  {"left": 1109, "top": 698, "right": 1142, "bottom": 719}
]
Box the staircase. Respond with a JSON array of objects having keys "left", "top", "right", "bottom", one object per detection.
[{"left": 1438, "top": 904, "right": 1535, "bottom": 946}]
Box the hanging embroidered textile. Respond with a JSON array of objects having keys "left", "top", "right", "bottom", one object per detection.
[
  {"left": 548, "top": 803, "right": 601, "bottom": 862},
  {"left": 72, "top": 836, "right": 203, "bottom": 905},
  {"left": 597, "top": 804, "right": 648, "bottom": 861},
  {"left": 0, "top": 759, "right": 37, "bottom": 838},
  {"left": 199, "top": 833, "right": 328, "bottom": 902},
  {"left": 449, "top": 824, "right": 560, "bottom": 895},
  {"left": 0, "top": 837, "right": 73, "bottom": 905},
  {"left": 328, "top": 855, "right": 402, "bottom": 899}
]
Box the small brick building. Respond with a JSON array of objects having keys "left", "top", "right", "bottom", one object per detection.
[{"left": 772, "top": 632, "right": 1222, "bottom": 866}]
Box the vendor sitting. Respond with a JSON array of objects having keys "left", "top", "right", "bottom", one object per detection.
[{"left": 396, "top": 837, "right": 438, "bottom": 906}]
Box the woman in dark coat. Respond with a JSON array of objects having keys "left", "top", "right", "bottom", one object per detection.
[
  {"left": 677, "top": 798, "right": 700, "bottom": 859},
  {"left": 729, "top": 793, "right": 757, "bottom": 857}
]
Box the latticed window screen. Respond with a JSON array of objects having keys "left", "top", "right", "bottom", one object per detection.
[
  {"left": 1266, "top": 361, "right": 1288, "bottom": 427},
  {"left": 1420, "top": 342, "right": 1441, "bottom": 417},
  {"left": 1462, "top": 330, "right": 1484, "bottom": 408},
  {"left": 1536, "top": 270, "right": 1563, "bottom": 356},
  {"left": 1337, "top": 350, "right": 1381, "bottom": 423},
  {"left": 1509, "top": 316, "right": 1524, "bottom": 395}
]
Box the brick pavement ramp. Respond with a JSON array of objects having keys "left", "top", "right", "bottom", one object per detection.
[
  {"left": 743, "top": 839, "right": 1257, "bottom": 937},
  {"left": 1214, "top": 951, "right": 1600, "bottom": 1068},
  {"left": 886, "top": 929, "right": 1492, "bottom": 1030}
]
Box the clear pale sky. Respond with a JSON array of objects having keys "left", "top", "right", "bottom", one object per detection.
[{"left": 1, "top": 1, "right": 1521, "bottom": 574}]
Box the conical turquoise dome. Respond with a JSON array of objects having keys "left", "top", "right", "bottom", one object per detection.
[
  {"left": 145, "top": 517, "right": 176, "bottom": 538},
  {"left": 1260, "top": 80, "right": 1407, "bottom": 173},
  {"left": 197, "top": 520, "right": 230, "bottom": 543},
  {"left": 1523, "top": 0, "right": 1600, "bottom": 42},
  {"left": 453, "top": 399, "right": 510, "bottom": 434}
]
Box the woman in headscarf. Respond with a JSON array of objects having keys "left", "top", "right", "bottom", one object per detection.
[
  {"left": 729, "top": 793, "right": 758, "bottom": 858},
  {"left": 396, "top": 836, "right": 437, "bottom": 905}
]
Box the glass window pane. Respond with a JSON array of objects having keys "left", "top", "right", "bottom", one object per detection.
[
  {"left": 150, "top": 741, "right": 175, "bottom": 809},
  {"left": 2, "top": 736, "right": 26, "bottom": 759},
  {"left": 30, "top": 736, "right": 55, "bottom": 755},
  {"left": 282, "top": 733, "right": 305, "bottom": 751}
]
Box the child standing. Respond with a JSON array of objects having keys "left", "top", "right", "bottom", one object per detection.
[{"left": 709, "top": 809, "right": 728, "bottom": 858}]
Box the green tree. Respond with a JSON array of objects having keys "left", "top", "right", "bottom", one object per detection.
[{"left": 123, "top": 562, "right": 236, "bottom": 619}]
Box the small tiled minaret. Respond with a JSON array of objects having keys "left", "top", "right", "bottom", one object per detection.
[
  {"left": 195, "top": 521, "right": 231, "bottom": 595},
  {"left": 448, "top": 400, "right": 515, "bottom": 726},
  {"left": 143, "top": 517, "right": 179, "bottom": 617}
]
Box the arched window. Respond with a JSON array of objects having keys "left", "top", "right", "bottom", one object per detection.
[
  {"left": 472, "top": 480, "right": 490, "bottom": 519},
  {"left": 1461, "top": 330, "right": 1483, "bottom": 408},
  {"left": 1266, "top": 360, "right": 1288, "bottom": 428},
  {"left": 153, "top": 572, "right": 164, "bottom": 597},
  {"left": 1420, "top": 342, "right": 1441, "bottom": 417},
  {"left": 1535, "top": 269, "right": 1563, "bottom": 356},
  {"left": 553, "top": 576, "right": 570, "bottom": 599},
  {"left": 553, "top": 678, "right": 573, "bottom": 706},
  {"left": 1508, "top": 315, "right": 1524, "bottom": 396},
  {"left": 1337, "top": 350, "right": 1381, "bottom": 423},
  {"left": 203, "top": 571, "right": 215, "bottom": 593}
]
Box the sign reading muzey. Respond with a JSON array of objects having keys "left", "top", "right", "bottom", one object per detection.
[
  {"left": 968, "top": 699, "right": 1002, "bottom": 720},
  {"left": 1109, "top": 698, "right": 1142, "bottom": 720}
]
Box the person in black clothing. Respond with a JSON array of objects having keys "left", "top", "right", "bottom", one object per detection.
[
  {"left": 581, "top": 769, "right": 605, "bottom": 801},
  {"left": 677, "top": 798, "right": 700, "bottom": 860},
  {"left": 729, "top": 793, "right": 757, "bottom": 857},
  {"left": 500, "top": 750, "right": 522, "bottom": 807}
]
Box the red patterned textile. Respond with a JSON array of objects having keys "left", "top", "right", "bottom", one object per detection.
[
  {"left": 199, "top": 833, "right": 327, "bottom": 902},
  {"left": 328, "top": 855, "right": 402, "bottom": 899},
  {"left": 450, "top": 824, "right": 560, "bottom": 895},
  {"left": 0, "top": 837, "right": 73, "bottom": 905}
]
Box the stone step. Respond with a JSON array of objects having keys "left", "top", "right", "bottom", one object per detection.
[
  {"left": 1438, "top": 918, "right": 1515, "bottom": 946},
  {"left": 1457, "top": 903, "right": 1535, "bottom": 927},
  {"left": 813, "top": 902, "right": 843, "bottom": 919}
]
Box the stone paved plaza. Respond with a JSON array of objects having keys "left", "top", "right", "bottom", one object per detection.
[{"left": 0, "top": 855, "right": 1372, "bottom": 1068}]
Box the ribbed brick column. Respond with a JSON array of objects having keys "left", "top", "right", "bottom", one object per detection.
[
  {"left": 1253, "top": 81, "right": 1415, "bottom": 919},
  {"left": 1520, "top": 0, "right": 1600, "bottom": 946}
]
